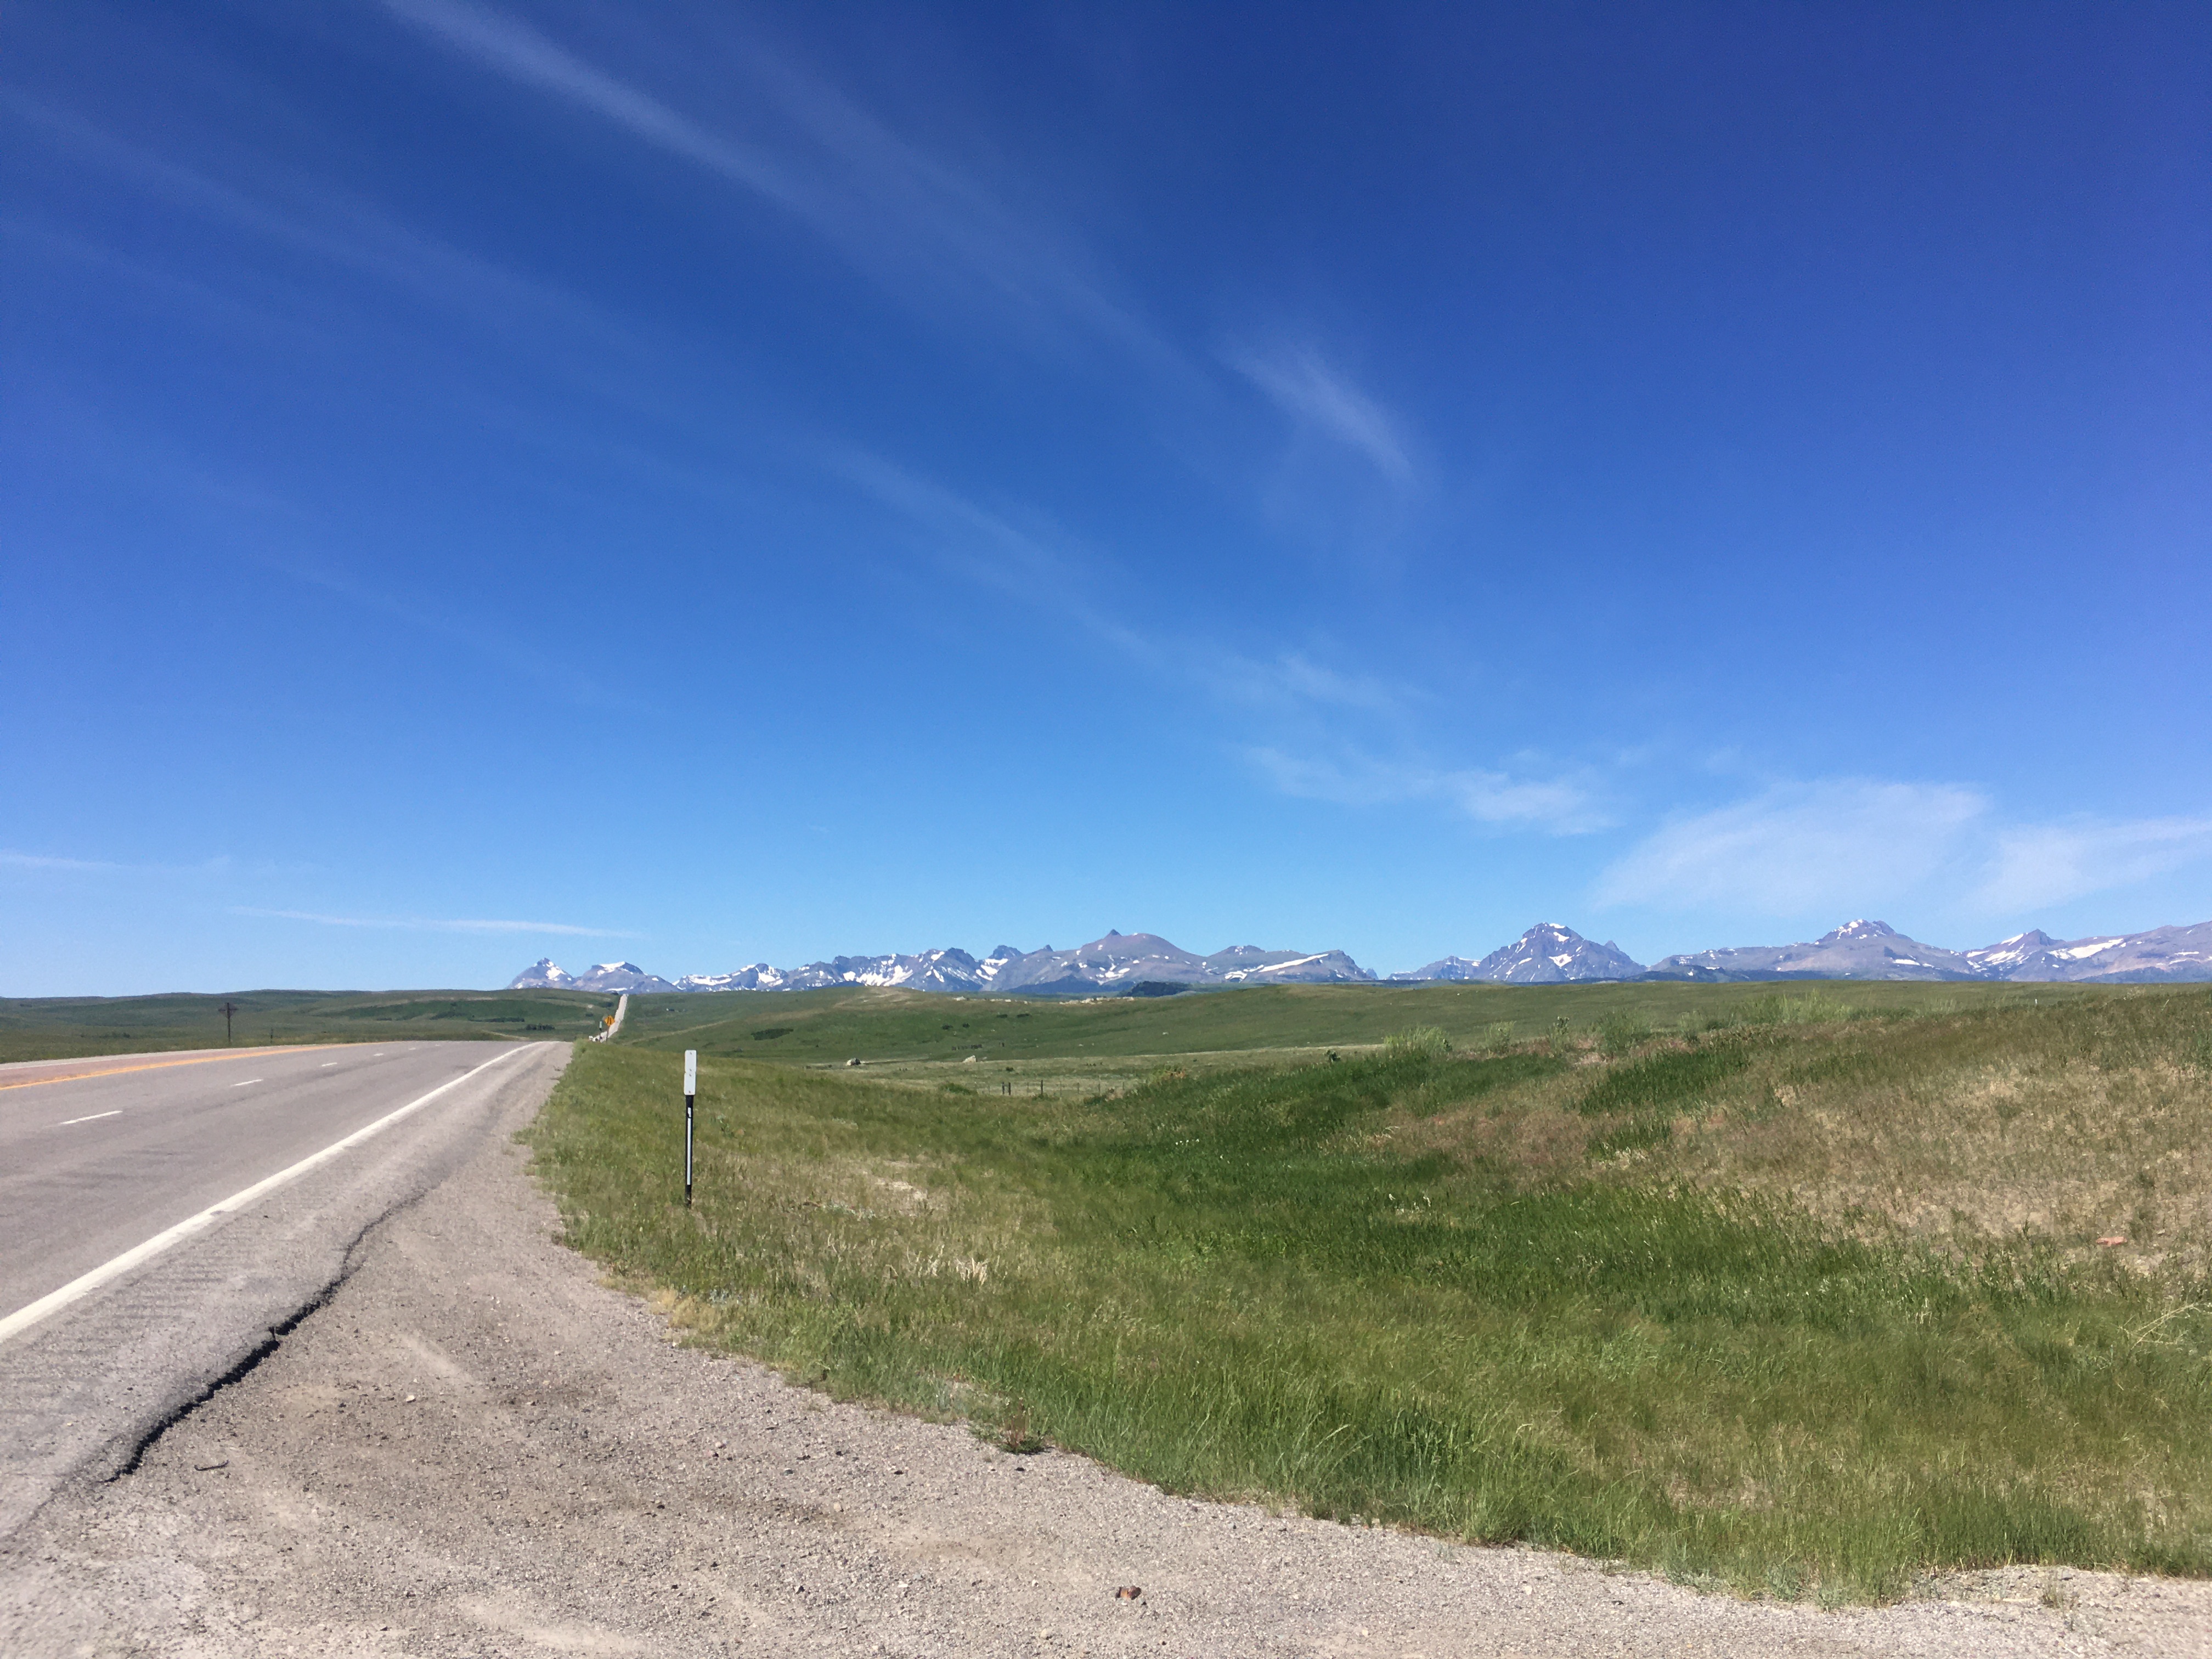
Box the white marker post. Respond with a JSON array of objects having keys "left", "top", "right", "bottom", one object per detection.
[{"left": 683, "top": 1049, "right": 698, "bottom": 1209}]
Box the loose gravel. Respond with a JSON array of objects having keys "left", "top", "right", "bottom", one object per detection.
[{"left": 4, "top": 1069, "right": 2208, "bottom": 1656}]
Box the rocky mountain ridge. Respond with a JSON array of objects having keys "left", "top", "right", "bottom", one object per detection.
[
  {"left": 514, "top": 932, "right": 1376, "bottom": 997},
  {"left": 1645, "top": 919, "right": 1977, "bottom": 982},
  {"left": 1392, "top": 924, "right": 1645, "bottom": 985},
  {"left": 509, "top": 916, "right": 2212, "bottom": 995}
]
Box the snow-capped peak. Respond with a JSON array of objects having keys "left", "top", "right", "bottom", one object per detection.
[{"left": 1393, "top": 924, "right": 1644, "bottom": 984}]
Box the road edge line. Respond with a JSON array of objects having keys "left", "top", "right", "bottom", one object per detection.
[{"left": 0, "top": 1044, "right": 537, "bottom": 1349}]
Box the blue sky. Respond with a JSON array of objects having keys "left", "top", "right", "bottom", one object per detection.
[{"left": 3, "top": 1, "right": 2208, "bottom": 994}]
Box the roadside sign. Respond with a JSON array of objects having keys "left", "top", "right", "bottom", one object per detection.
[{"left": 684, "top": 1049, "right": 697, "bottom": 1096}]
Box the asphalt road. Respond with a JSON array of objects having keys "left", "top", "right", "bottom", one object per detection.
[{"left": 0, "top": 1038, "right": 568, "bottom": 1543}]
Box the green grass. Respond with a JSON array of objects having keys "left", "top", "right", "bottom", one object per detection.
[
  {"left": 528, "top": 981, "right": 2212, "bottom": 1601},
  {"left": 0, "top": 987, "right": 616, "bottom": 1063},
  {"left": 607, "top": 977, "right": 2101, "bottom": 1073}
]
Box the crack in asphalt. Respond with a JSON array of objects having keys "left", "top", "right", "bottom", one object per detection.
[{"left": 105, "top": 1194, "right": 412, "bottom": 1481}]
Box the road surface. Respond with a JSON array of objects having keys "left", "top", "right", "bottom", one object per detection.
[{"left": 0, "top": 1038, "right": 567, "bottom": 1541}]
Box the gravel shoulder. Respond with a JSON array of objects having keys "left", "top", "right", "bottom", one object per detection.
[{"left": 5, "top": 1059, "right": 2208, "bottom": 1656}]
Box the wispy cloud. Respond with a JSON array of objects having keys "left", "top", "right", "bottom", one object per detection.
[
  {"left": 1593, "top": 780, "right": 1986, "bottom": 912},
  {"left": 385, "top": 1, "right": 799, "bottom": 199},
  {"left": 1215, "top": 652, "right": 1408, "bottom": 714},
  {"left": 1, "top": 849, "right": 238, "bottom": 876},
  {"left": 381, "top": 0, "right": 1176, "bottom": 371},
  {"left": 3, "top": 91, "right": 637, "bottom": 367},
  {"left": 1247, "top": 747, "right": 1604, "bottom": 833},
  {"left": 235, "top": 907, "right": 627, "bottom": 937},
  {"left": 1593, "top": 779, "right": 2212, "bottom": 918},
  {"left": 833, "top": 452, "right": 1150, "bottom": 657},
  {"left": 1976, "top": 817, "right": 2212, "bottom": 911},
  {"left": 1228, "top": 342, "right": 1412, "bottom": 486},
  {"left": 4, "top": 93, "right": 758, "bottom": 548},
  {"left": 261, "top": 551, "right": 647, "bottom": 713},
  {"left": 1, "top": 850, "right": 126, "bottom": 873},
  {"left": 843, "top": 456, "right": 1434, "bottom": 729}
]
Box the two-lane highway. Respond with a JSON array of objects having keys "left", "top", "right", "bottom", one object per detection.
[
  {"left": 2, "top": 1042, "right": 511, "bottom": 1320},
  {"left": 0, "top": 1037, "right": 568, "bottom": 1541}
]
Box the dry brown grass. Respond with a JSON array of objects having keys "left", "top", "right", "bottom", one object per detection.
[{"left": 1396, "top": 994, "right": 2212, "bottom": 1276}]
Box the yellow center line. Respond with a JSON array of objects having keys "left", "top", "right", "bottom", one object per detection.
[{"left": 0, "top": 1045, "right": 353, "bottom": 1092}]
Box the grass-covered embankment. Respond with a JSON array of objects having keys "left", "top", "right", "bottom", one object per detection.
[
  {"left": 608, "top": 975, "right": 2097, "bottom": 1069},
  {"left": 529, "top": 984, "right": 2212, "bottom": 1602}
]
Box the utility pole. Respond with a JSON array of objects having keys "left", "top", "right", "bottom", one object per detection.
[{"left": 218, "top": 1000, "right": 239, "bottom": 1046}]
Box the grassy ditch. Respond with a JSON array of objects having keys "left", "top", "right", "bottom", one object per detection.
[{"left": 529, "top": 986, "right": 2212, "bottom": 1602}]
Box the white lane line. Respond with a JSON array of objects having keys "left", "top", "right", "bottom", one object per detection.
[
  {"left": 232, "top": 1079, "right": 264, "bottom": 1087},
  {"left": 58, "top": 1111, "right": 122, "bottom": 1127},
  {"left": 0, "top": 1045, "right": 533, "bottom": 1350},
  {"left": 320, "top": 1062, "right": 336, "bottom": 1068}
]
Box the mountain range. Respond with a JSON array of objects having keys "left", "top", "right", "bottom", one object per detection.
[
  {"left": 1643, "top": 917, "right": 2212, "bottom": 983},
  {"left": 509, "top": 916, "right": 2212, "bottom": 996},
  {"left": 510, "top": 931, "right": 1376, "bottom": 997}
]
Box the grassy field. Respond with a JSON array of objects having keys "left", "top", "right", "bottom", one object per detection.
[
  {"left": 0, "top": 987, "right": 616, "bottom": 1063},
  {"left": 533, "top": 980, "right": 2212, "bottom": 1602},
  {"left": 610, "top": 977, "right": 2100, "bottom": 1071}
]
